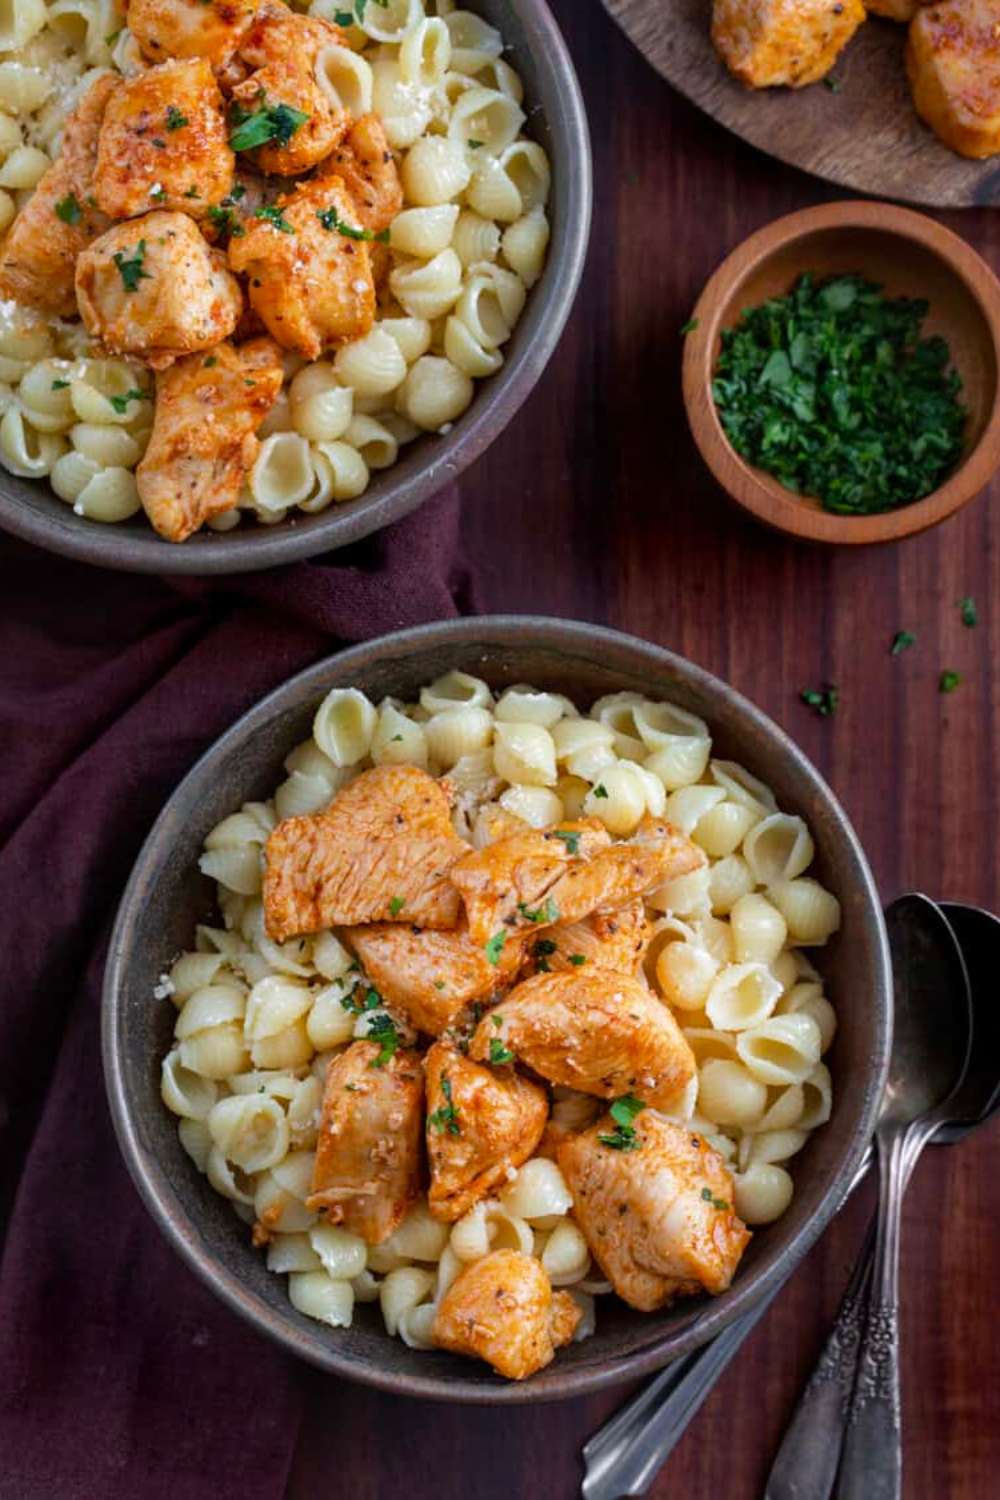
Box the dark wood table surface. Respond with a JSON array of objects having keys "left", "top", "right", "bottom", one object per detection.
[{"left": 290, "top": 2, "right": 1000, "bottom": 1494}]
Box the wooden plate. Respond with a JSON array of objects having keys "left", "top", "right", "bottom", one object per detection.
[{"left": 600, "top": 0, "right": 1000, "bottom": 209}]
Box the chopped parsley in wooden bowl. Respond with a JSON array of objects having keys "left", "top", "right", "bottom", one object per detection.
[{"left": 683, "top": 202, "right": 1000, "bottom": 545}]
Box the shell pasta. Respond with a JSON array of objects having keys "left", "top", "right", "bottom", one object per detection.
[{"left": 159, "top": 675, "right": 841, "bottom": 1377}]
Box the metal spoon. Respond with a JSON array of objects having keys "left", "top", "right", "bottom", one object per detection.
[{"left": 582, "top": 894, "right": 977, "bottom": 1500}]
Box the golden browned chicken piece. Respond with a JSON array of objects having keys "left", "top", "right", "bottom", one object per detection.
[
  {"left": 559, "top": 1114, "right": 751, "bottom": 1312},
  {"left": 94, "top": 59, "right": 234, "bottom": 220},
  {"left": 451, "top": 817, "right": 703, "bottom": 949},
  {"left": 907, "top": 0, "right": 1000, "bottom": 158},
  {"left": 712, "top": 0, "right": 866, "bottom": 88},
  {"left": 136, "top": 337, "right": 282, "bottom": 541},
  {"left": 432, "top": 1250, "right": 581, "bottom": 1380},
  {"left": 264, "top": 765, "right": 466, "bottom": 941},
  {"left": 307, "top": 1039, "right": 424, "bottom": 1245},
  {"left": 424, "top": 1041, "right": 548, "bottom": 1222},
  {"left": 344, "top": 922, "right": 526, "bottom": 1037},
  {"left": 318, "top": 114, "right": 403, "bottom": 233},
  {"left": 0, "top": 75, "right": 116, "bottom": 317},
  {"left": 127, "top": 0, "right": 258, "bottom": 66},
  {"left": 470, "top": 971, "right": 696, "bottom": 1111},
  {"left": 75, "top": 211, "right": 243, "bottom": 369},
  {"left": 523, "top": 899, "right": 650, "bottom": 979},
  {"left": 228, "top": 175, "right": 376, "bottom": 359}
]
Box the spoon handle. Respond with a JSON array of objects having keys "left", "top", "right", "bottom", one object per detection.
[{"left": 833, "top": 1129, "right": 913, "bottom": 1500}]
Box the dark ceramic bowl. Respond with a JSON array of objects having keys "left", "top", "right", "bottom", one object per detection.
[
  {"left": 0, "top": 1, "right": 591, "bottom": 575},
  {"left": 102, "top": 618, "right": 891, "bottom": 1402}
]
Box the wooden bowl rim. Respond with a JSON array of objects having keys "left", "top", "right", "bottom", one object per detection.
[{"left": 682, "top": 200, "right": 1000, "bottom": 545}]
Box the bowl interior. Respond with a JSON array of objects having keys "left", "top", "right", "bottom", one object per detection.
[
  {"left": 0, "top": 0, "right": 591, "bottom": 574},
  {"left": 104, "top": 621, "right": 890, "bottom": 1402}
]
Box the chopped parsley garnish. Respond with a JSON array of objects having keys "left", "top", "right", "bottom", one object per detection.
[
  {"left": 518, "top": 898, "right": 559, "bottom": 924},
  {"left": 229, "top": 183, "right": 247, "bottom": 201},
  {"left": 230, "top": 99, "right": 310, "bottom": 153},
  {"left": 491, "top": 1013, "right": 503, "bottom": 1029},
  {"left": 824, "top": 76, "right": 842, "bottom": 93},
  {"left": 680, "top": 317, "right": 699, "bottom": 335},
  {"left": 568, "top": 953, "right": 586, "bottom": 966},
  {"left": 550, "top": 829, "right": 580, "bottom": 855},
  {"left": 959, "top": 596, "right": 978, "bottom": 628},
  {"left": 390, "top": 733, "right": 403, "bottom": 742},
  {"left": 54, "top": 193, "right": 81, "bottom": 225},
  {"left": 712, "top": 273, "right": 966, "bottom": 516},
  {"left": 342, "top": 0, "right": 388, "bottom": 23},
  {"left": 207, "top": 203, "right": 245, "bottom": 237},
  {"left": 316, "top": 203, "right": 389, "bottom": 242},
  {"left": 108, "top": 388, "right": 149, "bottom": 414},
  {"left": 433, "top": 980, "right": 445, "bottom": 991},
  {"left": 184, "top": 185, "right": 200, "bottom": 198},
  {"left": 334, "top": 8, "right": 354, "bottom": 23},
  {"left": 428, "top": 1075, "right": 461, "bottom": 1134},
  {"left": 113, "top": 241, "right": 150, "bottom": 293},
  {"left": 389, "top": 896, "right": 405, "bottom": 916},
  {"left": 593, "top": 784, "right": 608, "bottom": 799},
  {"left": 489, "top": 1038, "right": 514, "bottom": 1066},
  {"left": 203, "top": 355, "right": 217, "bottom": 368},
  {"left": 105, "top": 27, "right": 122, "bottom": 45},
  {"left": 939, "top": 670, "right": 961, "bottom": 694},
  {"left": 254, "top": 204, "right": 294, "bottom": 233},
  {"left": 149, "top": 185, "right": 167, "bottom": 204},
  {"left": 50, "top": 379, "right": 70, "bottom": 391},
  {"left": 165, "top": 105, "right": 188, "bottom": 131},
  {"left": 367, "top": 1012, "right": 399, "bottom": 1067},
  {"left": 340, "top": 984, "right": 383, "bottom": 1015},
  {"left": 533, "top": 937, "right": 557, "bottom": 973},
  {"left": 485, "top": 930, "right": 507, "bottom": 965},
  {"left": 890, "top": 630, "right": 916, "bottom": 656},
  {"left": 467, "top": 138, "right": 484, "bottom": 149},
  {"left": 599, "top": 1095, "right": 646, "bottom": 1152},
  {"left": 800, "top": 684, "right": 838, "bottom": 717},
  {"left": 700, "top": 1186, "right": 730, "bottom": 1211}
]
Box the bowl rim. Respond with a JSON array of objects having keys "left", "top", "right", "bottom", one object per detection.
[
  {"left": 0, "top": 0, "right": 592, "bottom": 576},
  {"left": 101, "top": 615, "right": 892, "bottom": 1403},
  {"left": 682, "top": 200, "right": 1000, "bottom": 546}
]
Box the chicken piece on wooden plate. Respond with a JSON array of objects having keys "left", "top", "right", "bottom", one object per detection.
[
  {"left": 0, "top": 75, "right": 116, "bottom": 317},
  {"left": 712, "top": 0, "right": 866, "bottom": 88},
  {"left": 432, "top": 1249, "right": 580, "bottom": 1380},
  {"left": 264, "top": 764, "right": 466, "bottom": 941},
  {"left": 523, "top": 899, "right": 650, "bottom": 979},
  {"left": 344, "top": 922, "right": 526, "bottom": 1037},
  {"left": 907, "top": 0, "right": 1000, "bottom": 159},
  {"left": 558, "top": 1113, "right": 750, "bottom": 1311},
  {"left": 136, "top": 336, "right": 282, "bottom": 541},
  {"left": 317, "top": 114, "right": 403, "bottom": 233},
  {"left": 228, "top": 175, "right": 376, "bottom": 359},
  {"left": 307, "top": 1038, "right": 424, "bottom": 1244},
  {"left": 451, "top": 817, "right": 703, "bottom": 949},
  {"left": 94, "top": 59, "right": 234, "bottom": 220},
  {"left": 424, "top": 1040, "right": 548, "bottom": 1221},
  {"left": 469, "top": 971, "right": 696, "bottom": 1111},
  {"left": 76, "top": 212, "right": 243, "bottom": 368},
  {"left": 127, "top": 0, "right": 258, "bottom": 67}
]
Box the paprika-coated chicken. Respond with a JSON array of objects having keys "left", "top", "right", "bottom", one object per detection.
[
  {"left": 712, "top": 0, "right": 867, "bottom": 88},
  {"left": 558, "top": 1113, "right": 751, "bottom": 1311},
  {"left": 264, "top": 765, "right": 466, "bottom": 941},
  {"left": 907, "top": 0, "right": 1000, "bottom": 159},
  {"left": 425, "top": 1041, "right": 548, "bottom": 1222},
  {"left": 318, "top": 114, "right": 403, "bottom": 233},
  {"left": 432, "top": 1250, "right": 581, "bottom": 1380},
  {"left": 469, "top": 970, "right": 697, "bottom": 1111},
  {"left": 126, "top": 0, "right": 258, "bottom": 66},
  {"left": 522, "top": 899, "right": 650, "bottom": 978},
  {"left": 307, "top": 1038, "right": 424, "bottom": 1245}
]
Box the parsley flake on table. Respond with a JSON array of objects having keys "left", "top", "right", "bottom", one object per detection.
[
  {"left": 489, "top": 1038, "right": 514, "bottom": 1066},
  {"left": 165, "top": 105, "right": 188, "bottom": 131},
  {"left": 958, "top": 596, "right": 978, "bottom": 628},
  {"left": 428, "top": 1075, "right": 461, "bottom": 1134},
  {"left": 54, "top": 193, "right": 81, "bottom": 225},
  {"left": 485, "top": 930, "right": 507, "bottom": 965},
  {"left": 316, "top": 203, "right": 389, "bottom": 242},
  {"left": 939, "top": 670, "right": 961, "bottom": 694},
  {"left": 230, "top": 100, "right": 309, "bottom": 152},
  {"left": 890, "top": 630, "right": 916, "bottom": 655},
  {"left": 113, "top": 241, "right": 150, "bottom": 293},
  {"left": 598, "top": 1095, "right": 646, "bottom": 1152},
  {"left": 800, "top": 684, "right": 838, "bottom": 717},
  {"left": 712, "top": 273, "right": 966, "bottom": 515}
]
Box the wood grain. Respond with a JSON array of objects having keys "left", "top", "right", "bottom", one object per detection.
[
  {"left": 288, "top": 1, "right": 1000, "bottom": 1495},
  {"left": 602, "top": 0, "right": 1000, "bottom": 209}
]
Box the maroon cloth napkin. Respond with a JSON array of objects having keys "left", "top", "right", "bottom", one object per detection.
[{"left": 0, "top": 489, "right": 474, "bottom": 1499}]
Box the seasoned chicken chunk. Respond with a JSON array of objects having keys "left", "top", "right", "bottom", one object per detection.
[
  {"left": 228, "top": 175, "right": 376, "bottom": 359},
  {"left": 712, "top": 0, "right": 866, "bottom": 88},
  {"left": 470, "top": 971, "right": 696, "bottom": 1111},
  {"left": 264, "top": 765, "right": 465, "bottom": 941},
  {"left": 230, "top": 3, "right": 350, "bottom": 174},
  {"left": 559, "top": 1114, "right": 750, "bottom": 1311},
  {"left": 127, "top": 0, "right": 258, "bottom": 66},
  {"left": 907, "top": 0, "right": 1000, "bottom": 159},
  {"left": 432, "top": 1250, "right": 580, "bottom": 1380},
  {"left": 345, "top": 922, "right": 526, "bottom": 1037},
  {"left": 75, "top": 211, "right": 243, "bottom": 369},
  {"left": 94, "top": 59, "right": 234, "bottom": 220},
  {"left": 0, "top": 75, "right": 116, "bottom": 316},
  {"left": 318, "top": 114, "right": 403, "bottom": 233},
  {"left": 136, "top": 336, "right": 282, "bottom": 541},
  {"left": 451, "top": 817, "right": 703, "bottom": 949},
  {"left": 307, "top": 1039, "right": 424, "bottom": 1244},
  {"left": 524, "top": 899, "right": 650, "bottom": 979},
  {"left": 425, "top": 1041, "right": 548, "bottom": 1222}
]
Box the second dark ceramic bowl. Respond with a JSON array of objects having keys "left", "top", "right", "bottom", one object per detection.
[
  {"left": 102, "top": 617, "right": 891, "bottom": 1401},
  {"left": 0, "top": 0, "right": 591, "bottom": 574}
]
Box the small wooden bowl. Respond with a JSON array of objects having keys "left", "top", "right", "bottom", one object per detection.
[{"left": 683, "top": 201, "right": 1000, "bottom": 545}]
